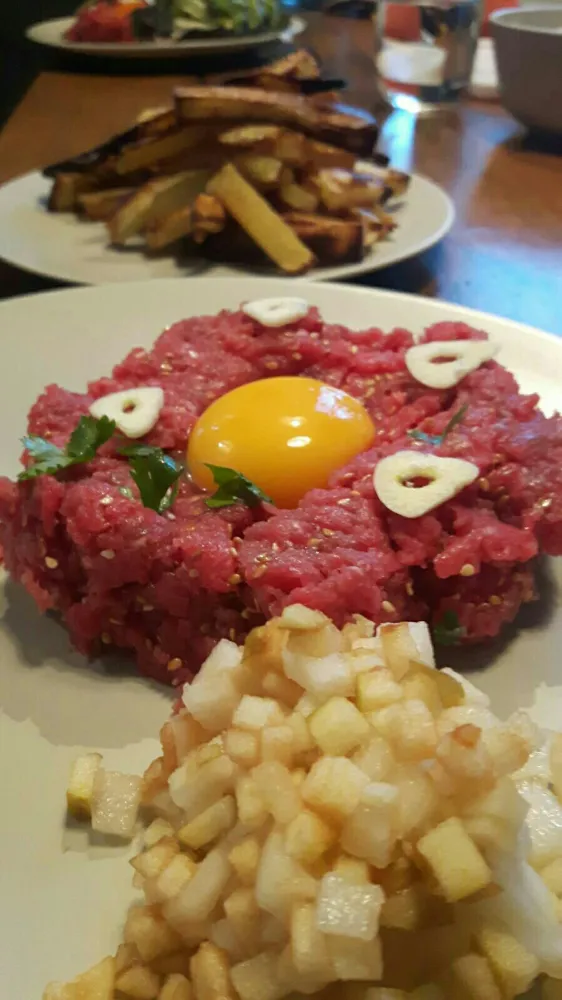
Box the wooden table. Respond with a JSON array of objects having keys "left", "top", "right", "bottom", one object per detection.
[{"left": 1, "top": 13, "right": 561, "bottom": 333}]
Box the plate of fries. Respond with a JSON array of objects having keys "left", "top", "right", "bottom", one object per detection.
[{"left": 0, "top": 55, "right": 453, "bottom": 285}]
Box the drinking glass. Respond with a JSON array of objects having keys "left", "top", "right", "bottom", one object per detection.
[{"left": 374, "top": 0, "right": 482, "bottom": 112}]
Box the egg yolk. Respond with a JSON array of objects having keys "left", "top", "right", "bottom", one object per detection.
[{"left": 187, "top": 376, "right": 375, "bottom": 509}]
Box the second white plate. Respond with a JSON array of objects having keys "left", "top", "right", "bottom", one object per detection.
[
  {"left": 0, "top": 171, "right": 454, "bottom": 286},
  {"left": 26, "top": 14, "right": 306, "bottom": 58}
]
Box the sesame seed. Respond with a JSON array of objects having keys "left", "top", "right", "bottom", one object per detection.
[
  {"left": 188, "top": 350, "right": 199, "bottom": 359},
  {"left": 382, "top": 600, "right": 396, "bottom": 613},
  {"left": 167, "top": 513, "right": 176, "bottom": 521},
  {"left": 479, "top": 477, "right": 490, "bottom": 492},
  {"left": 489, "top": 595, "right": 502, "bottom": 606},
  {"left": 292, "top": 352, "right": 302, "bottom": 361},
  {"left": 229, "top": 573, "right": 242, "bottom": 586},
  {"left": 541, "top": 498, "right": 553, "bottom": 509},
  {"left": 351, "top": 490, "right": 361, "bottom": 497},
  {"left": 100, "top": 496, "right": 113, "bottom": 506},
  {"left": 160, "top": 362, "right": 173, "bottom": 373},
  {"left": 241, "top": 609, "right": 251, "bottom": 619},
  {"left": 45, "top": 556, "right": 58, "bottom": 569},
  {"left": 168, "top": 657, "right": 182, "bottom": 672},
  {"left": 101, "top": 549, "right": 115, "bottom": 560},
  {"left": 322, "top": 528, "right": 334, "bottom": 536},
  {"left": 253, "top": 565, "right": 267, "bottom": 578},
  {"left": 265, "top": 361, "right": 279, "bottom": 370},
  {"left": 406, "top": 581, "right": 414, "bottom": 596},
  {"left": 230, "top": 547, "right": 238, "bottom": 557},
  {"left": 271, "top": 542, "right": 280, "bottom": 552},
  {"left": 188, "top": 568, "right": 199, "bottom": 578},
  {"left": 350, "top": 345, "right": 358, "bottom": 354},
  {"left": 101, "top": 633, "right": 111, "bottom": 644},
  {"left": 307, "top": 537, "right": 321, "bottom": 547},
  {"left": 460, "top": 563, "right": 476, "bottom": 577},
  {"left": 255, "top": 553, "right": 269, "bottom": 564},
  {"left": 337, "top": 498, "right": 351, "bottom": 506}
]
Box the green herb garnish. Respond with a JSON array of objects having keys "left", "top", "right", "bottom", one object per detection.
[
  {"left": 204, "top": 464, "right": 272, "bottom": 509},
  {"left": 119, "top": 444, "right": 183, "bottom": 514},
  {"left": 408, "top": 404, "right": 468, "bottom": 448},
  {"left": 432, "top": 610, "right": 466, "bottom": 646},
  {"left": 18, "top": 415, "right": 116, "bottom": 481}
]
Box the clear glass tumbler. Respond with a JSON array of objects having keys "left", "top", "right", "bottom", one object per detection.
[{"left": 374, "top": 0, "right": 482, "bottom": 113}]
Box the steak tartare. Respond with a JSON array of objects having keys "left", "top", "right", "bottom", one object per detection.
[{"left": 0, "top": 305, "right": 560, "bottom": 687}]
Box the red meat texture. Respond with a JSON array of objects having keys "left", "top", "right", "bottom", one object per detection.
[{"left": 0, "top": 308, "right": 560, "bottom": 686}]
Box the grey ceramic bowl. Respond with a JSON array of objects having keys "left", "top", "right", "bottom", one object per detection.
[{"left": 491, "top": 5, "right": 562, "bottom": 134}]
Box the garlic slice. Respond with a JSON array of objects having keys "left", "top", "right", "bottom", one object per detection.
[
  {"left": 242, "top": 297, "right": 309, "bottom": 328},
  {"left": 405, "top": 339, "right": 497, "bottom": 389},
  {"left": 373, "top": 451, "right": 479, "bottom": 518},
  {"left": 90, "top": 387, "right": 164, "bottom": 439}
]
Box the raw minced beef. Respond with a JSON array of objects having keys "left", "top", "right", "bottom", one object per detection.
[{"left": 0, "top": 307, "right": 560, "bottom": 685}]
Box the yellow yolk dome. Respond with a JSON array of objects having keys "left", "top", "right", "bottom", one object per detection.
[{"left": 187, "top": 376, "right": 376, "bottom": 509}]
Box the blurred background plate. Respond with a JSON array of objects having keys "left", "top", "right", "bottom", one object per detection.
[
  {"left": 0, "top": 170, "right": 454, "bottom": 285},
  {"left": 26, "top": 14, "right": 306, "bottom": 57}
]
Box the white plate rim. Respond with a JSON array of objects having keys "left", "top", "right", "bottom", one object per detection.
[
  {"left": 0, "top": 171, "right": 455, "bottom": 286},
  {"left": 1, "top": 277, "right": 561, "bottom": 1000},
  {"left": 0, "top": 274, "right": 559, "bottom": 345},
  {"left": 26, "top": 14, "right": 306, "bottom": 57}
]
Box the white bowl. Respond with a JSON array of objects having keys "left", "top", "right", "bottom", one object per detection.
[{"left": 491, "top": 4, "right": 562, "bottom": 134}]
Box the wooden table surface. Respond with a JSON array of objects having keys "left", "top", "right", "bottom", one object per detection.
[{"left": 0, "top": 13, "right": 561, "bottom": 333}]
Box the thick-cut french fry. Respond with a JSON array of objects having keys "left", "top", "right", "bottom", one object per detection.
[
  {"left": 311, "top": 168, "right": 386, "bottom": 213},
  {"left": 175, "top": 87, "right": 378, "bottom": 156},
  {"left": 218, "top": 125, "right": 282, "bottom": 149},
  {"left": 278, "top": 180, "right": 319, "bottom": 213},
  {"left": 146, "top": 206, "right": 193, "bottom": 251},
  {"left": 113, "top": 127, "right": 212, "bottom": 176},
  {"left": 207, "top": 163, "right": 314, "bottom": 274},
  {"left": 260, "top": 49, "right": 321, "bottom": 82},
  {"left": 304, "top": 140, "right": 356, "bottom": 171},
  {"left": 235, "top": 156, "right": 285, "bottom": 190},
  {"left": 383, "top": 168, "right": 411, "bottom": 200},
  {"left": 222, "top": 50, "right": 321, "bottom": 90},
  {"left": 43, "top": 108, "right": 178, "bottom": 179},
  {"left": 203, "top": 210, "right": 364, "bottom": 268},
  {"left": 48, "top": 172, "right": 100, "bottom": 212},
  {"left": 273, "top": 130, "right": 308, "bottom": 166},
  {"left": 363, "top": 204, "right": 398, "bottom": 235},
  {"left": 283, "top": 212, "right": 364, "bottom": 265},
  {"left": 109, "top": 170, "right": 211, "bottom": 245},
  {"left": 191, "top": 194, "right": 226, "bottom": 244},
  {"left": 359, "top": 217, "right": 385, "bottom": 248},
  {"left": 78, "top": 187, "right": 136, "bottom": 221}
]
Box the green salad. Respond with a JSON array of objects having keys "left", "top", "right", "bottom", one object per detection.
[{"left": 171, "top": 0, "right": 286, "bottom": 36}]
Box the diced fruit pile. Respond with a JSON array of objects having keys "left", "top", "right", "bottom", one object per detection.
[{"left": 52, "top": 610, "right": 562, "bottom": 999}]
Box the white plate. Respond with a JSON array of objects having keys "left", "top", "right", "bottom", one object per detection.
[
  {"left": 1, "top": 277, "right": 561, "bottom": 998},
  {"left": 26, "top": 14, "right": 305, "bottom": 57},
  {"left": 0, "top": 171, "right": 454, "bottom": 285}
]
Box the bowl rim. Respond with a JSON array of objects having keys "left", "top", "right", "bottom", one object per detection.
[{"left": 490, "top": 3, "right": 562, "bottom": 34}]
